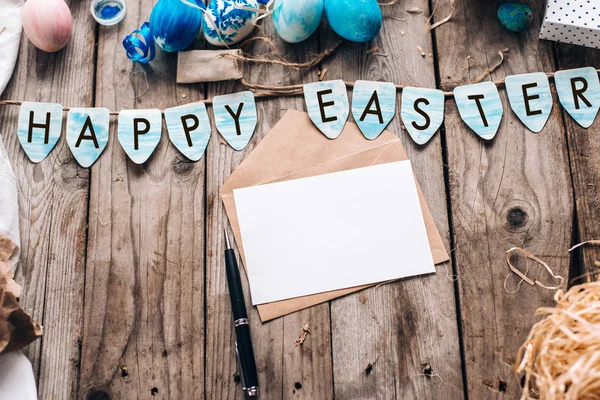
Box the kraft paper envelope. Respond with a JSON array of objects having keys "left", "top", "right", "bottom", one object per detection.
[{"left": 220, "top": 110, "right": 449, "bottom": 322}]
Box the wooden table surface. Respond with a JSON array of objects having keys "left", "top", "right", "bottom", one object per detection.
[{"left": 2, "top": 0, "right": 599, "bottom": 398}]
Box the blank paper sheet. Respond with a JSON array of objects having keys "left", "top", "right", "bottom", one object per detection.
[{"left": 233, "top": 161, "right": 435, "bottom": 305}]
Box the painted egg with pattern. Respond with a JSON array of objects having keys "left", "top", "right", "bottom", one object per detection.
[
  {"left": 497, "top": 2, "right": 533, "bottom": 33},
  {"left": 203, "top": 0, "right": 259, "bottom": 46},
  {"left": 324, "top": 0, "right": 381, "bottom": 43},
  {"left": 272, "top": 0, "right": 324, "bottom": 43},
  {"left": 149, "top": 0, "right": 204, "bottom": 52}
]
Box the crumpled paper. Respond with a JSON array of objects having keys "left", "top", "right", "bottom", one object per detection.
[{"left": 0, "top": 136, "right": 42, "bottom": 353}]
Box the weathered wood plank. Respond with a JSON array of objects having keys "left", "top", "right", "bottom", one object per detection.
[
  {"left": 322, "top": 1, "right": 464, "bottom": 398},
  {"left": 0, "top": 1, "right": 94, "bottom": 398},
  {"left": 78, "top": 2, "right": 206, "bottom": 398},
  {"left": 204, "top": 22, "right": 333, "bottom": 400},
  {"left": 555, "top": 45, "right": 600, "bottom": 279},
  {"left": 435, "top": 0, "right": 573, "bottom": 398}
]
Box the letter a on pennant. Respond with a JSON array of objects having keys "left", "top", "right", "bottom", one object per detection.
[
  {"left": 118, "top": 109, "right": 162, "bottom": 164},
  {"left": 213, "top": 91, "right": 257, "bottom": 151},
  {"left": 17, "top": 102, "right": 63, "bottom": 163},
  {"left": 351, "top": 80, "right": 396, "bottom": 140},
  {"left": 165, "top": 102, "right": 211, "bottom": 161},
  {"left": 66, "top": 108, "right": 110, "bottom": 167},
  {"left": 401, "top": 87, "right": 445, "bottom": 145},
  {"left": 454, "top": 82, "right": 503, "bottom": 140},
  {"left": 555, "top": 67, "right": 600, "bottom": 128},
  {"left": 505, "top": 72, "right": 552, "bottom": 133},
  {"left": 304, "top": 80, "right": 349, "bottom": 139}
]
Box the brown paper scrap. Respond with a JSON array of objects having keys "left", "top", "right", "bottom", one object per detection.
[{"left": 177, "top": 50, "right": 243, "bottom": 84}]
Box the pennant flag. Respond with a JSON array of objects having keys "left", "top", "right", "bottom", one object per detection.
[
  {"left": 66, "top": 108, "right": 109, "bottom": 167},
  {"left": 17, "top": 102, "right": 63, "bottom": 163},
  {"left": 454, "top": 82, "right": 503, "bottom": 140},
  {"left": 118, "top": 109, "right": 162, "bottom": 164},
  {"left": 555, "top": 67, "right": 600, "bottom": 128},
  {"left": 165, "top": 102, "right": 211, "bottom": 161},
  {"left": 351, "top": 80, "right": 396, "bottom": 140},
  {"left": 505, "top": 72, "right": 552, "bottom": 133},
  {"left": 304, "top": 80, "right": 349, "bottom": 139},
  {"left": 213, "top": 91, "right": 257, "bottom": 151},
  {"left": 400, "top": 87, "right": 445, "bottom": 145}
]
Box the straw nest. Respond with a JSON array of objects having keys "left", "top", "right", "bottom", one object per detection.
[{"left": 515, "top": 282, "right": 600, "bottom": 400}]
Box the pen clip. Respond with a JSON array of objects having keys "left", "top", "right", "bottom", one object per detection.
[{"left": 235, "top": 342, "right": 248, "bottom": 391}]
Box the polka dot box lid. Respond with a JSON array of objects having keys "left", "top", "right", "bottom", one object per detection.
[{"left": 540, "top": 0, "right": 600, "bottom": 49}]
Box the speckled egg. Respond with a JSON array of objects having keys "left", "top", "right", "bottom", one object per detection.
[
  {"left": 203, "top": 0, "right": 259, "bottom": 46},
  {"left": 272, "top": 0, "right": 324, "bottom": 43},
  {"left": 324, "top": 0, "right": 381, "bottom": 43},
  {"left": 498, "top": 2, "right": 533, "bottom": 33}
]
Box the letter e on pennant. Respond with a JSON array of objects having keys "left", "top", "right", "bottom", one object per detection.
[
  {"left": 505, "top": 72, "right": 552, "bottom": 133},
  {"left": 304, "top": 80, "right": 349, "bottom": 139}
]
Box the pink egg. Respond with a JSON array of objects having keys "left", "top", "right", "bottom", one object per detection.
[{"left": 22, "top": 0, "right": 73, "bottom": 52}]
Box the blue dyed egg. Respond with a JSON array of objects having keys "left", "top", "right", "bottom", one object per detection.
[
  {"left": 272, "top": 0, "right": 324, "bottom": 43},
  {"left": 498, "top": 2, "right": 533, "bottom": 33},
  {"left": 324, "top": 0, "right": 381, "bottom": 43},
  {"left": 203, "top": 0, "right": 259, "bottom": 46},
  {"left": 149, "top": 0, "right": 204, "bottom": 52}
]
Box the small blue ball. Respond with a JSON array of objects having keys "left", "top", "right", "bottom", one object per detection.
[
  {"left": 325, "top": 0, "right": 382, "bottom": 43},
  {"left": 498, "top": 2, "right": 533, "bottom": 33}
]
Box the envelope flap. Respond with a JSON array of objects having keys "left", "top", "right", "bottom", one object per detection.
[{"left": 220, "top": 110, "right": 399, "bottom": 195}]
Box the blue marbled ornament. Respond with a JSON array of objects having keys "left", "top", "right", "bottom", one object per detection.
[
  {"left": 203, "top": 0, "right": 259, "bottom": 46},
  {"left": 149, "top": 0, "right": 204, "bottom": 52},
  {"left": 324, "top": 0, "right": 381, "bottom": 43},
  {"left": 273, "top": 0, "right": 324, "bottom": 44},
  {"left": 497, "top": 2, "right": 532, "bottom": 33}
]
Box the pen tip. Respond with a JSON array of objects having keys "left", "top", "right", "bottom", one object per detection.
[{"left": 224, "top": 228, "right": 231, "bottom": 249}]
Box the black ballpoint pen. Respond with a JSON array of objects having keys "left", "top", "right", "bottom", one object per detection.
[{"left": 224, "top": 229, "right": 259, "bottom": 398}]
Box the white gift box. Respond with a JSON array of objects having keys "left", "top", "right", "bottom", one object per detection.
[{"left": 540, "top": 0, "right": 600, "bottom": 49}]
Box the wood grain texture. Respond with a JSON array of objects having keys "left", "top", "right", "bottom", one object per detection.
[
  {"left": 0, "top": 1, "right": 94, "bottom": 398},
  {"left": 435, "top": 0, "right": 573, "bottom": 398},
  {"left": 204, "top": 21, "right": 333, "bottom": 400},
  {"left": 555, "top": 45, "right": 600, "bottom": 279},
  {"left": 78, "top": 1, "right": 206, "bottom": 398},
  {"left": 322, "top": 1, "right": 463, "bottom": 398}
]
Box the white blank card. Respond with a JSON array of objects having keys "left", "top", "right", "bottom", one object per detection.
[{"left": 233, "top": 161, "right": 435, "bottom": 305}]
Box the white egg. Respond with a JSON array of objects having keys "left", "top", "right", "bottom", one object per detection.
[{"left": 203, "top": 0, "right": 259, "bottom": 46}]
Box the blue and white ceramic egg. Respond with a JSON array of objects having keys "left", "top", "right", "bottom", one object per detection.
[
  {"left": 149, "top": 0, "right": 204, "bottom": 52},
  {"left": 324, "top": 0, "right": 381, "bottom": 43},
  {"left": 203, "top": 0, "right": 259, "bottom": 46},
  {"left": 272, "top": 0, "right": 324, "bottom": 43}
]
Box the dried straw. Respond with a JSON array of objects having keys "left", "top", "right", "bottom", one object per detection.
[{"left": 515, "top": 282, "right": 600, "bottom": 399}]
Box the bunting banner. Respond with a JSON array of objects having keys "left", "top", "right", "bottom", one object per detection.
[{"left": 7, "top": 67, "right": 600, "bottom": 166}]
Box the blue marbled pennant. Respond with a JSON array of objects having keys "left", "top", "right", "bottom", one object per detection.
[
  {"left": 454, "top": 82, "right": 503, "bottom": 140},
  {"left": 505, "top": 72, "right": 552, "bottom": 133},
  {"left": 165, "top": 102, "right": 211, "bottom": 161},
  {"left": 554, "top": 67, "right": 600, "bottom": 128},
  {"left": 118, "top": 109, "right": 162, "bottom": 164},
  {"left": 351, "top": 80, "right": 396, "bottom": 140},
  {"left": 304, "top": 80, "right": 349, "bottom": 139},
  {"left": 66, "top": 108, "right": 110, "bottom": 167},
  {"left": 400, "top": 87, "right": 445, "bottom": 145},
  {"left": 17, "top": 102, "right": 63, "bottom": 163},
  {"left": 213, "top": 91, "right": 257, "bottom": 151}
]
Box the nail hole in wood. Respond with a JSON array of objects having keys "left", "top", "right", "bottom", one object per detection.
[{"left": 151, "top": 387, "right": 159, "bottom": 396}]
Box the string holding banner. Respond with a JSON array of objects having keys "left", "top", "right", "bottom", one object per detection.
[{"left": 2, "top": 66, "right": 600, "bottom": 166}]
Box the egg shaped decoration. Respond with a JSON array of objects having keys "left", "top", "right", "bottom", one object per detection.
[
  {"left": 149, "top": 0, "right": 204, "bottom": 52},
  {"left": 497, "top": 2, "right": 533, "bottom": 33},
  {"left": 21, "top": 0, "right": 73, "bottom": 52},
  {"left": 272, "top": 0, "right": 324, "bottom": 43},
  {"left": 203, "top": 0, "right": 259, "bottom": 46},
  {"left": 324, "top": 0, "right": 381, "bottom": 43}
]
